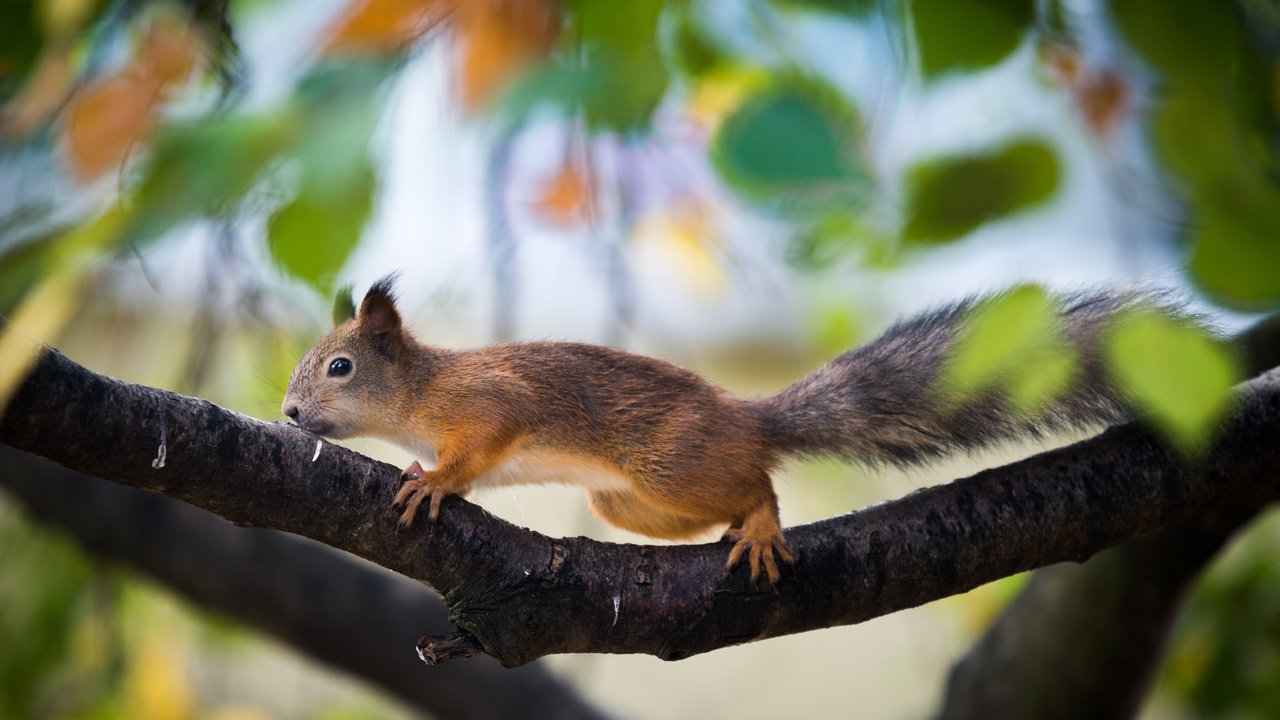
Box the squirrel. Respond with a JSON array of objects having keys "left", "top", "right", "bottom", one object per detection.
[{"left": 282, "top": 276, "right": 1148, "bottom": 584}]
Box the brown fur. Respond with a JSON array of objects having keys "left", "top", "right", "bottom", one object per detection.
[{"left": 283, "top": 279, "right": 1167, "bottom": 584}]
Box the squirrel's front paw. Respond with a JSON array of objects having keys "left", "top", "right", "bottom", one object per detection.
[
  {"left": 723, "top": 527, "right": 794, "bottom": 586},
  {"left": 394, "top": 460, "right": 447, "bottom": 527}
]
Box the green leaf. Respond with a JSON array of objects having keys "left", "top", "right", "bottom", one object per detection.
[
  {"left": 668, "top": 8, "right": 724, "bottom": 77},
  {"left": 1151, "top": 90, "right": 1248, "bottom": 190},
  {"left": 720, "top": 93, "right": 847, "bottom": 180},
  {"left": 0, "top": 235, "right": 48, "bottom": 315},
  {"left": 1122, "top": 9, "right": 1280, "bottom": 310},
  {"left": 332, "top": 284, "right": 356, "bottom": 325},
  {"left": 1104, "top": 308, "right": 1240, "bottom": 452},
  {"left": 292, "top": 61, "right": 387, "bottom": 192},
  {"left": 1008, "top": 350, "right": 1075, "bottom": 414},
  {"left": 940, "top": 285, "right": 1078, "bottom": 413},
  {"left": 902, "top": 137, "right": 1060, "bottom": 244},
  {"left": 567, "top": 0, "right": 663, "bottom": 52},
  {"left": 1111, "top": 0, "right": 1235, "bottom": 88},
  {"left": 787, "top": 210, "right": 897, "bottom": 270},
  {"left": 267, "top": 159, "right": 374, "bottom": 291},
  {"left": 127, "top": 114, "right": 295, "bottom": 244},
  {"left": 0, "top": 0, "right": 41, "bottom": 101},
  {"left": 712, "top": 81, "right": 870, "bottom": 209},
  {"left": 912, "top": 0, "right": 1034, "bottom": 78},
  {"left": 1188, "top": 196, "right": 1280, "bottom": 309},
  {"left": 770, "top": 0, "right": 878, "bottom": 18},
  {"left": 511, "top": 0, "right": 670, "bottom": 130},
  {"left": 811, "top": 301, "right": 865, "bottom": 359},
  {"left": 504, "top": 48, "right": 668, "bottom": 131}
]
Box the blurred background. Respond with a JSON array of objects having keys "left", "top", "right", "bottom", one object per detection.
[{"left": 2, "top": 0, "right": 1279, "bottom": 718}]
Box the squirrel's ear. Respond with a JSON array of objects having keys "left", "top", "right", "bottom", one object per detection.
[
  {"left": 357, "top": 274, "right": 402, "bottom": 340},
  {"left": 332, "top": 285, "right": 356, "bottom": 326}
]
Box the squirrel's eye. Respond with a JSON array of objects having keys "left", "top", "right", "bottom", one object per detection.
[{"left": 328, "top": 358, "right": 353, "bottom": 377}]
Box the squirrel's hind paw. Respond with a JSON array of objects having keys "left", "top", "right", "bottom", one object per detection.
[{"left": 723, "top": 527, "right": 793, "bottom": 586}]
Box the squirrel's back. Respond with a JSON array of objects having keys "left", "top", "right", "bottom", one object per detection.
[{"left": 751, "top": 289, "right": 1170, "bottom": 465}]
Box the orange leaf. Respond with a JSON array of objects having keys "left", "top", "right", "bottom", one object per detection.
[
  {"left": 534, "top": 162, "right": 591, "bottom": 224},
  {"left": 324, "top": 0, "right": 451, "bottom": 56},
  {"left": 57, "top": 13, "right": 204, "bottom": 180},
  {"left": 456, "top": 0, "right": 558, "bottom": 110},
  {"left": 62, "top": 72, "right": 157, "bottom": 180},
  {"left": 1040, "top": 43, "right": 1131, "bottom": 140},
  {"left": 138, "top": 14, "right": 202, "bottom": 90},
  {"left": 1078, "top": 69, "right": 1129, "bottom": 139},
  {"left": 1040, "top": 42, "right": 1080, "bottom": 87},
  {"left": 2, "top": 49, "right": 75, "bottom": 137}
]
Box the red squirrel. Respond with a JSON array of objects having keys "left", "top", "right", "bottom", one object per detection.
[{"left": 282, "top": 277, "right": 1141, "bottom": 584}]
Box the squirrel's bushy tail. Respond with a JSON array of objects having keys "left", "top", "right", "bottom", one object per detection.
[{"left": 756, "top": 290, "right": 1170, "bottom": 465}]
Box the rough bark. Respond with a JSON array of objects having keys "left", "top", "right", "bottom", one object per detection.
[
  {"left": 2, "top": 348, "right": 1278, "bottom": 667},
  {"left": 0, "top": 447, "right": 606, "bottom": 720},
  {"left": 938, "top": 492, "right": 1267, "bottom": 720}
]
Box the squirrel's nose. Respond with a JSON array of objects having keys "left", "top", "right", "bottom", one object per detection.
[{"left": 282, "top": 402, "right": 299, "bottom": 421}]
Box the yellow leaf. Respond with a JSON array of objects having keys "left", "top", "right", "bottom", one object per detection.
[
  {"left": 633, "top": 204, "right": 727, "bottom": 297},
  {"left": 0, "top": 266, "right": 87, "bottom": 412},
  {"left": 125, "top": 635, "right": 193, "bottom": 720},
  {"left": 686, "top": 67, "right": 765, "bottom": 129},
  {"left": 39, "top": 0, "right": 99, "bottom": 37},
  {"left": 0, "top": 207, "right": 126, "bottom": 413}
]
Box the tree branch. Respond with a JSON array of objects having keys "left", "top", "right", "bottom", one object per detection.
[
  {"left": 0, "top": 447, "right": 607, "bottom": 720},
  {"left": 2, "top": 348, "right": 1278, "bottom": 667},
  {"left": 938, "top": 490, "right": 1267, "bottom": 719}
]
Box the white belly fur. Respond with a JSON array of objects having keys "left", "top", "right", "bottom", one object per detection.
[
  {"left": 393, "top": 435, "right": 630, "bottom": 492},
  {"left": 473, "top": 448, "right": 631, "bottom": 491}
]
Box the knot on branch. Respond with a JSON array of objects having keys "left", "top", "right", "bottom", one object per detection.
[{"left": 417, "top": 630, "right": 485, "bottom": 665}]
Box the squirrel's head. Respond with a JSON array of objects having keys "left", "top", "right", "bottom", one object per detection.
[{"left": 281, "top": 275, "right": 415, "bottom": 439}]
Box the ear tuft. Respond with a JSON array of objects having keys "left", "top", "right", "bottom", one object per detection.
[
  {"left": 332, "top": 285, "right": 356, "bottom": 326},
  {"left": 358, "top": 273, "right": 403, "bottom": 339}
]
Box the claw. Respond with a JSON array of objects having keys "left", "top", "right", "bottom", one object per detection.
[
  {"left": 397, "top": 509, "right": 415, "bottom": 529},
  {"left": 428, "top": 488, "right": 444, "bottom": 520},
  {"left": 393, "top": 481, "right": 417, "bottom": 508},
  {"left": 401, "top": 484, "right": 429, "bottom": 525},
  {"left": 723, "top": 528, "right": 793, "bottom": 586}
]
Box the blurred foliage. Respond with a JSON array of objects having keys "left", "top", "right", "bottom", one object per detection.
[
  {"left": 1112, "top": 0, "right": 1280, "bottom": 309},
  {"left": 0, "top": 504, "right": 124, "bottom": 719},
  {"left": 912, "top": 0, "right": 1033, "bottom": 78},
  {"left": 902, "top": 138, "right": 1059, "bottom": 244},
  {"left": 1103, "top": 306, "right": 1241, "bottom": 452},
  {"left": 1158, "top": 511, "right": 1280, "bottom": 718},
  {"left": 0, "top": 500, "right": 407, "bottom": 719},
  {"left": 712, "top": 77, "right": 871, "bottom": 211},
  {"left": 1, "top": 0, "right": 1276, "bottom": 315},
  {"left": 941, "top": 287, "right": 1242, "bottom": 453},
  {"left": 940, "top": 285, "right": 1078, "bottom": 414},
  {"left": 770, "top": 0, "right": 877, "bottom": 18}
]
